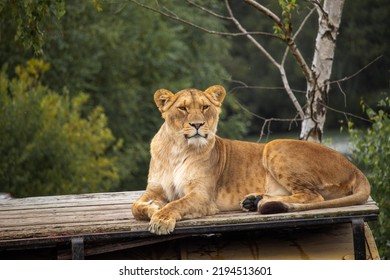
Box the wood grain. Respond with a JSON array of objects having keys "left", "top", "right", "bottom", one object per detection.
[{"left": 0, "top": 191, "right": 379, "bottom": 242}]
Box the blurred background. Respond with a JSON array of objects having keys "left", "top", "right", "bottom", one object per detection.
[{"left": 0, "top": 0, "right": 388, "bottom": 194}]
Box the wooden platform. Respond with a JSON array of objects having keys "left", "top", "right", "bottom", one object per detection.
[{"left": 0, "top": 191, "right": 380, "bottom": 260}]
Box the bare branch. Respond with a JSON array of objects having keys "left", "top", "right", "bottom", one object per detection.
[
  {"left": 293, "top": 7, "right": 316, "bottom": 40},
  {"left": 224, "top": 0, "right": 280, "bottom": 68},
  {"left": 228, "top": 79, "right": 306, "bottom": 95},
  {"left": 284, "top": 37, "right": 314, "bottom": 85},
  {"left": 258, "top": 116, "right": 302, "bottom": 142},
  {"left": 224, "top": 1, "right": 305, "bottom": 119},
  {"left": 129, "top": 0, "right": 306, "bottom": 119},
  {"left": 319, "top": 102, "right": 372, "bottom": 123},
  {"left": 186, "top": 0, "right": 230, "bottom": 20},
  {"left": 330, "top": 55, "right": 383, "bottom": 84},
  {"left": 332, "top": 54, "right": 382, "bottom": 109},
  {"left": 280, "top": 67, "right": 306, "bottom": 119},
  {"left": 280, "top": 6, "right": 315, "bottom": 76},
  {"left": 128, "top": 0, "right": 278, "bottom": 38},
  {"left": 244, "top": 0, "right": 286, "bottom": 33},
  {"left": 233, "top": 97, "right": 302, "bottom": 141},
  {"left": 244, "top": 0, "right": 314, "bottom": 86},
  {"left": 336, "top": 81, "right": 348, "bottom": 107},
  {"left": 281, "top": 7, "right": 315, "bottom": 68}
]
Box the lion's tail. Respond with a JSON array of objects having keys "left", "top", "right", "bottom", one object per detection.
[{"left": 260, "top": 173, "right": 371, "bottom": 214}]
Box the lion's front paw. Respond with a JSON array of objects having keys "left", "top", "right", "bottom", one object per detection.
[
  {"left": 240, "top": 194, "right": 263, "bottom": 212},
  {"left": 149, "top": 211, "right": 177, "bottom": 235},
  {"left": 132, "top": 201, "right": 160, "bottom": 220}
]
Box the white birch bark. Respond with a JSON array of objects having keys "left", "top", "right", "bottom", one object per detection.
[{"left": 300, "top": 0, "right": 345, "bottom": 142}]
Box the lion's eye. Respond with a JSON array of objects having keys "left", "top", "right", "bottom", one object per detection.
[
  {"left": 178, "top": 106, "right": 187, "bottom": 112},
  {"left": 202, "top": 105, "right": 209, "bottom": 111}
]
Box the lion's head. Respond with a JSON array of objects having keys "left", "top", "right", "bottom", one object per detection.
[{"left": 154, "top": 85, "right": 226, "bottom": 147}]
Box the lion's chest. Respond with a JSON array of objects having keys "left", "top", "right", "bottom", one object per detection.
[{"left": 150, "top": 147, "right": 192, "bottom": 202}]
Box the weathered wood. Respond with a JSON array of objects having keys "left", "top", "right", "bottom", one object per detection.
[
  {"left": 0, "top": 192, "right": 379, "bottom": 243},
  {"left": 58, "top": 234, "right": 191, "bottom": 260},
  {"left": 0, "top": 191, "right": 137, "bottom": 209},
  {"left": 182, "top": 223, "right": 379, "bottom": 260},
  {"left": 0, "top": 191, "right": 379, "bottom": 260},
  {"left": 364, "top": 223, "right": 380, "bottom": 260}
]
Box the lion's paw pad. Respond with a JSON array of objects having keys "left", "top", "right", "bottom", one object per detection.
[{"left": 240, "top": 195, "right": 262, "bottom": 212}]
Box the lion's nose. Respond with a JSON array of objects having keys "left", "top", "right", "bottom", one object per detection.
[{"left": 189, "top": 122, "right": 205, "bottom": 130}]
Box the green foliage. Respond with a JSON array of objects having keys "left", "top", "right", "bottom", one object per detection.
[
  {"left": 274, "top": 0, "right": 298, "bottom": 37},
  {"left": 39, "top": 0, "right": 242, "bottom": 190},
  {"left": 1, "top": 1, "right": 247, "bottom": 193},
  {"left": 349, "top": 96, "right": 390, "bottom": 259},
  {"left": 0, "top": 59, "right": 120, "bottom": 197},
  {"left": 0, "top": 0, "right": 66, "bottom": 55},
  {"left": 218, "top": 94, "right": 251, "bottom": 140}
]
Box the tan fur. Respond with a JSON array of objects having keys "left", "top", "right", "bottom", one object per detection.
[{"left": 132, "top": 85, "right": 370, "bottom": 235}]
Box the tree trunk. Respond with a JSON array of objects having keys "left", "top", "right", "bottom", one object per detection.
[{"left": 300, "top": 0, "right": 345, "bottom": 142}]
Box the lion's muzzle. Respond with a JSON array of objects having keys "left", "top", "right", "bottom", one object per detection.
[{"left": 185, "top": 122, "right": 208, "bottom": 140}]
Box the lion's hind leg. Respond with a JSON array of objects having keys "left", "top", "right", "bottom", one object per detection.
[
  {"left": 258, "top": 172, "right": 325, "bottom": 214},
  {"left": 259, "top": 191, "right": 325, "bottom": 214}
]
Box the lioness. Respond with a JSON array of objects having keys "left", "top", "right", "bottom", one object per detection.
[{"left": 132, "top": 85, "right": 370, "bottom": 235}]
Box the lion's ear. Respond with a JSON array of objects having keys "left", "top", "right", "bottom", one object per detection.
[
  {"left": 204, "top": 85, "right": 226, "bottom": 107},
  {"left": 154, "top": 89, "right": 175, "bottom": 112}
]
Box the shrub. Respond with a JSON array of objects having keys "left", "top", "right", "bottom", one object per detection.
[
  {"left": 349, "top": 95, "right": 390, "bottom": 259},
  {"left": 0, "top": 59, "right": 120, "bottom": 197}
]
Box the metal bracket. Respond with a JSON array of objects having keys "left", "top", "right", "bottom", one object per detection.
[
  {"left": 71, "top": 237, "right": 85, "bottom": 260},
  {"left": 351, "top": 218, "right": 366, "bottom": 260}
]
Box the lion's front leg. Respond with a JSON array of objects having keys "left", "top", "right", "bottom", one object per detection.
[
  {"left": 131, "top": 187, "right": 168, "bottom": 221},
  {"left": 149, "top": 191, "right": 218, "bottom": 235}
]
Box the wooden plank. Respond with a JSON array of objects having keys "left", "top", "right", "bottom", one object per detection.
[
  {"left": 0, "top": 195, "right": 136, "bottom": 211},
  {"left": 0, "top": 211, "right": 132, "bottom": 228},
  {"left": 0, "top": 204, "right": 131, "bottom": 220},
  {"left": 0, "top": 202, "right": 376, "bottom": 226},
  {"left": 0, "top": 191, "right": 141, "bottom": 205},
  {"left": 0, "top": 191, "right": 377, "bottom": 215},
  {"left": 0, "top": 202, "right": 131, "bottom": 217},
  {"left": 0, "top": 191, "right": 379, "bottom": 242},
  {"left": 0, "top": 202, "right": 378, "bottom": 231},
  {"left": 0, "top": 211, "right": 377, "bottom": 241}
]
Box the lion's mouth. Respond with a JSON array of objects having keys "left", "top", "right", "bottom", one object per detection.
[{"left": 185, "top": 133, "right": 208, "bottom": 140}]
